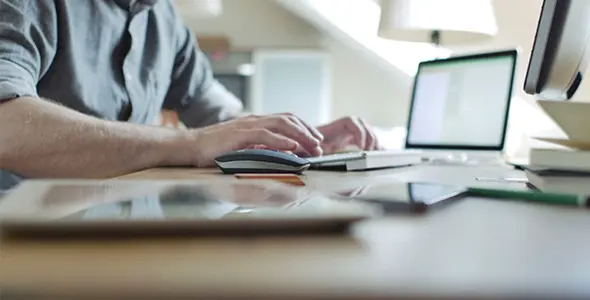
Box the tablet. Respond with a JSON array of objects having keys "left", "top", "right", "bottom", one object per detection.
[{"left": 0, "top": 180, "right": 376, "bottom": 239}]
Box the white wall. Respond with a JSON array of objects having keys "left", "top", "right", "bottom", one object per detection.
[
  {"left": 181, "top": 0, "right": 410, "bottom": 127},
  {"left": 326, "top": 38, "right": 412, "bottom": 127},
  {"left": 182, "top": 0, "right": 323, "bottom": 49}
]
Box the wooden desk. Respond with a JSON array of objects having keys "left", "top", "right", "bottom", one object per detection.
[
  {"left": 2, "top": 165, "right": 590, "bottom": 299},
  {"left": 116, "top": 164, "right": 528, "bottom": 192}
]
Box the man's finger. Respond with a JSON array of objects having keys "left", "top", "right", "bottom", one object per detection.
[
  {"left": 239, "top": 129, "right": 299, "bottom": 151},
  {"left": 344, "top": 118, "right": 366, "bottom": 150},
  {"left": 264, "top": 116, "right": 320, "bottom": 150},
  {"left": 321, "top": 134, "right": 353, "bottom": 155},
  {"left": 283, "top": 113, "right": 324, "bottom": 142},
  {"left": 358, "top": 118, "right": 377, "bottom": 150},
  {"left": 293, "top": 145, "right": 312, "bottom": 157}
]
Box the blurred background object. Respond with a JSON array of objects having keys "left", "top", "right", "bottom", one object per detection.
[
  {"left": 159, "top": 0, "right": 573, "bottom": 160},
  {"left": 378, "top": 0, "right": 498, "bottom": 47},
  {"left": 174, "top": 0, "right": 223, "bottom": 18}
]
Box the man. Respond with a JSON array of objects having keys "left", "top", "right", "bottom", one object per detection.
[{"left": 0, "top": 0, "right": 380, "bottom": 190}]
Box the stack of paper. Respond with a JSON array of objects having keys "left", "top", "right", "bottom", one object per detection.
[{"left": 526, "top": 100, "right": 590, "bottom": 193}]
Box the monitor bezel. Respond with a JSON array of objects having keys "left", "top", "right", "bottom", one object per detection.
[
  {"left": 523, "top": 0, "right": 569, "bottom": 97},
  {"left": 404, "top": 49, "right": 518, "bottom": 152}
]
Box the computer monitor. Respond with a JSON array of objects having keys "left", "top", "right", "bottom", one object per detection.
[
  {"left": 405, "top": 50, "right": 518, "bottom": 152},
  {"left": 524, "top": 0, "right": 590, "bottom": 101}
]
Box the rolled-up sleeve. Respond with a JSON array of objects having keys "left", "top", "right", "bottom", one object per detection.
[
  {"left": 162, "top": 20, "right": 243, "bottom": 128},
  {"left": 0, "top": 0, "right": 57, "bottom": 103}
]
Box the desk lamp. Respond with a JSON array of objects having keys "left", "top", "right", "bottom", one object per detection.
[{"left": 378, "top": 0, "right": 498, "bottom": 48}]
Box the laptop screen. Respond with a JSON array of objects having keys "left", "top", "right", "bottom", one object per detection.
[{"left": 405, "top": 50, "right": 517, "bottom": 151}]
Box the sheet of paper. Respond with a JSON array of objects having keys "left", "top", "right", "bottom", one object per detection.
[
  {"left": 532, "top": 137, "right": 590, "bottom": 150},
  {"left": 537, "top": 100, "right": 590, "bottom": 143}
]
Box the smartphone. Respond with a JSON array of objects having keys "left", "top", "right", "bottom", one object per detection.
[{"left": 346, "top": 182, "right": 468, "bottom": 214}]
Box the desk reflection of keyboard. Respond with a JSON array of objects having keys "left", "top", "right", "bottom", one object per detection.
[{"left": 306, "top": 150, "right": 423, "bottom": 171}]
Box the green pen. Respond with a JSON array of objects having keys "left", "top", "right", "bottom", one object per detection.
[{"left": 467, "top": 187, "right": 590, "bottom": 208}]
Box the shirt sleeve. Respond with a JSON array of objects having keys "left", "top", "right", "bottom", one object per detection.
[
  {"left": 0, "top": 0, "right": 57, "bottom": 103},
  {"left": 162, "top": 21, "right": 243, "bottom": 128}
]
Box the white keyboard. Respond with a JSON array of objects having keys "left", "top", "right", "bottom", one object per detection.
[
  {"left": 306, "top": 152, "right": 367, "bottom": 164},
  {"left": 306, "top": 150, "right": 423, "bottom": 171}
]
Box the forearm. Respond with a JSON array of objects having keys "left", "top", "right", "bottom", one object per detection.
[{"left": 0, "top": 97, "right": 191, "bottom": 178}]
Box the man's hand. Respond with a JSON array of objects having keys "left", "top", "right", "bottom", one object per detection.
[
  {"left": 316, "top": 117, "right": 380, "bottom": 154},
  {"left": 189, "top": 114, "right": 324, "bottom": 167}
]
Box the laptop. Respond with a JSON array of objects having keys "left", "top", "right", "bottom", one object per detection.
[{"left": 309, "top": 50, "right": 518, "bottom": 171}]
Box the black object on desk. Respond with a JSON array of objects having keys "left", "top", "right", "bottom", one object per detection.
[
  {"left": 346, "top": 182, "right": 468, "bottom": 214},
  {"left": 215, "top": 149, "right": 310, "bottom": 174}
]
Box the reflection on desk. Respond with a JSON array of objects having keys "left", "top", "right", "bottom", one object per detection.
[
  {"left": 0, "top": 180, "right": 374, "bottom": 221},
  {"left": 1, "top": 165, "right": 589, "bottom": 299}
]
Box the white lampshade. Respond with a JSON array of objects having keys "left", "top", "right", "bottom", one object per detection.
[
  {"left": 378, "top": 0, "right": 497, "bottom": 45},
  {"left": 174, "top": 0, "right": 223, "bottom": 18}
]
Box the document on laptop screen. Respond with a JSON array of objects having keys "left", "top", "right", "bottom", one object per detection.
[{"left": 407, "top": 54, "right": 514, "bottom": 148}]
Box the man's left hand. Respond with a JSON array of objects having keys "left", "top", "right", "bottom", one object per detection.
[{"left": 316, "top": 117, "right": 381, "bottom": 154}]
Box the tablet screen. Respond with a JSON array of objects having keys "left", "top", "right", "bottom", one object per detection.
[{"left": 0, "top": 180, "right": 375, "bottom": 222}]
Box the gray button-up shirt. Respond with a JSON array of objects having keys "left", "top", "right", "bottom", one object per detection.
[{"left": 0, "top": 0, "right": 243, "bottom": 191}]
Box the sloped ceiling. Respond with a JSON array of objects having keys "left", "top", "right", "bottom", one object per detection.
[{"left": 274, "top": 0, "right": 448, "bottom": 76}]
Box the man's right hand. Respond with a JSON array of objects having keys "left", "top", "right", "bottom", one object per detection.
[{"left": 186, "top": 114, "right": 324, "bottom": 167}]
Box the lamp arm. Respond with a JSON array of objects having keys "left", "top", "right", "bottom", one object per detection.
[{"left": 430, "top": 30, "right": 441, "bottom": 47}]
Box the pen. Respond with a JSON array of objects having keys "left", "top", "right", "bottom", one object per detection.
[{"left": 467, "top": 187, "right": 590, "bottom": 207}]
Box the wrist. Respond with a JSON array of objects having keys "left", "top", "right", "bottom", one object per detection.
[{"left": 153, "top": 129, "right": 197, "bottom": 167}]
